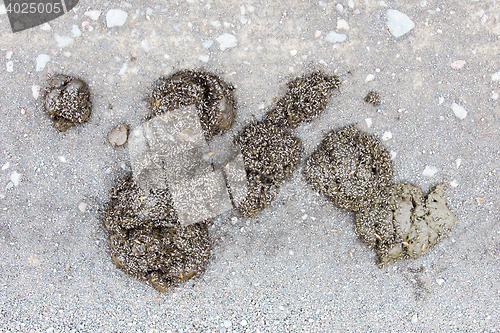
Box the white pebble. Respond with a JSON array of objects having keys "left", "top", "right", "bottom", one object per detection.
[
  {"left": 491, "top": 92, "right": 499, "bottom": 100},
  {"left": 106, "top": 9, "right": 128, "bottom": 27},
  {"left": 290, "top": 49, "right": 297, "bottom": 56},
  {"left": 140, "top": 40, "right": 150, "bottom": 52},
  {"left": 223, "top": 320, "right": 232, "bottom": 328},
  {"left": 436, "top": 278, "right": 444, "bottom": 286},
  {"left": 78, "top": 202, "right": 88, "bottom": 213},
  {"left": 54, "top": 34, "right": 74, "bottom": 48},
  {"left": 202, "top": 39, "right": 214, "bottom": 48},
  {"left": 0, "top": 4, "right": 6, "bottom": 14},
  {"left": 71, "top": 25, "right": 82, "bottom": 37},
  {"left": 36, "top": 54, "right": 50, "bottom": 71},
  {"left": 336, "top": 3, "right": 344, "bottom": 13},
  {"left": 32, "top": 85, "right": 40, "bottom": 100},
  {"left": 6, "top": 61, "right": 13, "bottom": 72},
  {"left": 315, "top": 30, "right": 322, "bottom": 38},
  {"left": 365, "top": 118, "right": 372, "bottom": 128},
  {"left": 325, "top": 31, "right": 347, "bottom": 43},
  {"left": 422, "top": 166, "right": 438, "bottom": 177},
  {"left": 240, "top": 319, "right": 248, "bottom": 326},
  {"left": 382, "top": 131, "right": 392, "bottom": 141},
  {"left": 348, "top": 0, "right": 354, "bottom": 8},
  {"left": 455, "top": 158, "right": 462, "bottom": 168},
  {"left": 386, "top": 9, "right": 415, "bottom": 38},
  {"left": 449, "top": 60, "right": 465, "bottom": 69},
  {"left": 438, "top": 97, "right": 444, "bottom": 105},
  {"left": 336, "top": 19, "right": 350, "bottom": 30},
  {"left": 301, "top": 214, "right": 308, "bottom": 220},
  {"left": 10, "top": 171, "right": 22, "bottom": 186},
  {"left": 231, "top": 217, "right": 238, "bottom": 225},
  {"left": 450, "top": 102, "right": 467, "bottom": 120},
  {"left": 289, "top": 250, "right": 294, "bottom": 255},
  {"left": 2, "top": 162, "right": 10, "bottom": 170},
  {"left": 58, "top": 156, "right": 67, "bottom": 163},
  {"left": 216, "top": 33, "right": 237, "bottom": 51},
  {"left": 211, "top": 20, "right": 221, "bottom": 27},
  {"left": 63, "top": 52, "right": 71, "bottom": 58},
  {"left": 390, "top": 150, "right": 397, "bottom": 159},
  {"left": 411, "top": 313, "right": 418, "bottom": 323},
  {"left": 118, "top": 63, "right": 127, "bottom": 75},
  {"left": 365, "top": 74, "right": 375, "bottom": 82},
  {"left": 146, "top": 8, "right": 154, "bottom": 16},
  {"left": 198, "top": 55, "right": 209, "bottom": 63},
  {"left": 492, "top": 71, "right": 500, "bottom": 81},
  {"left": 6, "top": 51, "right": 13, "bottom": 59},
  {"left": 85, "top": 10, "right": 100, "bottom": 20},
  {"left": 39, "top": 23, "right": 51, "bottom": 31}
]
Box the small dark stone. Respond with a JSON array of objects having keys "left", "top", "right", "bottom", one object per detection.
[
  {"left": 151, "top": 70, "right": 236, "bottom": 141},
  {"left": 43, "top": 74, "right": 92, "bottom": 132},
  {"left": 364, "top": 91, "right": 381, "bottom": 106}
]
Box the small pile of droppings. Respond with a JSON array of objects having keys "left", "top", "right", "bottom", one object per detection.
[
  {"left": 234, "top": 120, "right": 303, "bottom": 217},
  {"left": 364, "top": 91, "right": 381, "bottom": 106},
  {"left": 265, "top": 71, "right": 341, "bottom": 129},
  {"left": 43, "top": 74, "right": 92, "bottom": 132},
  {"left": 303, "top": 125, "right": 393, "bottom": 212},
  {"left": 355, "top": 183, "right": 456, "bottom": 266},
  {"left": 102, "top": 177, "right": 211, "bottom": 292},
  {"left": 151, "top": 70, "right": 236, "bottom": 141}
]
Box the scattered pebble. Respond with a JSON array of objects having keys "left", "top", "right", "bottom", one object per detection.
[
  {"left": 81, "top": 21, "right": 90, "bottom": 28},
  {"left": 0, "top": 4, "right": 6, "bottom": 15},
  {"left": 108, "top": 124, "right": 129, "bottom": 147},
  {"left": 492, "top": 71, "right": 500, "bottom": 81},
  {"left": 6, "top": 61, "right": 13, "bottom": 72},
  {"left": 216, "top": 33, "right": 237, "bottom": 51},
  {"left": 58, "top": 156, "right": 67, "bottom": 163},
  {"left": 78, "top": 202, "right": 88, "bottom": 213},
  {"left": 118, "top": 63, "right": 127, "bottom": 75},
  {"left": 140, "top": 40, "right": 150, "bottom": 52},
  {"left": 455, "top": 158, "right": 462, "bottom": 168},
  {"left": 438, "top": 97, "right": 444, "bottom": 105},
  {"left": 449, "top": 60, "right": 466, "bottom": 69},
  {"left": 210, "top": 20, "right": 221, "bottom": 27},
  {"left": 6, "top": 51, "right": 13, "bottom": 59},
  {"left": 382, "top": 131, "right": 392, "bottom": 141},
  {"left": 39, "top": 22, "right": 51, "bottom": 31},
  {"left": 223, "top": 320, "right": 232, "bottom": 328},
  {"left": 198, "top": 55, "right": 209, "bottom": 62},
  {"left": 10, "top": 171, "right": 22, "bottom": 186},
  {"left": 71, "top": 25, "right": 82, "bottom": 37},
  {"left": 54, "top": 34, "right": 74, "bottom": 48},
  {"left": 32, "top": 85, "right": 40, "bottom": 99},
  {"left": 36, "top": 54, "right": 50, "bottom": 71},
  {"left": 450, "top": 180, "right": 458, "bottom": 188},
  {"left": 325, "top": 31, "right": 347, "bottom": 43},
  {"left": 85, "top": 10, "right": 100, "bottom": 21},
  {"left": 336, "top": 19, "right": 350, "bottom": 30},
  {"left": 202, "top": 40, "right": 214, "bottom": 48},
  {"left": 450, "top": 102, "right": 467, "bottom": 120},
  {"left": 106, "top": 9, "right": 128, "bottom": 27},
  {"left": 365, "top": 74, "right": 375, "bottom": 82},
  {"left": 411, "top": 313, "right": 418, "bottom": 323},
  {"left": 422, "top": 166, "right": 438, "bottom": 177},
  {"left": 436, "top": 278, "right": 445, "bottom": 285},
  {"left": 20, "top": 108, "right": 25, "bottom": 115},
  {"left": 491, "top": 92, "right": 499, "bottom": 100},
  {"left": 231, "top": 217, "right": 238, "bottom": 225},
  {"left": 365, "top": 118, "right": 372, "bottom": 128},
  {"left": 240, "top": 319, "right": 248, "bottom": 326},
  {"left": 2, "top": 162, "right": 10, "bottom": 170},
  {"left": 386, "top": 9, "right": 415, "bottom": 38},
  {"left": 301, "top": 214, "right": 308, "bottom": 220},
  {"left": 314, "top": 30, "right": 321, "bottom": 38},
  {"left": 390, "top": 150, "right": 397, "bottom": 159},
  {"left": 290, "top": 49, "right": 297, "bottom": 56}
]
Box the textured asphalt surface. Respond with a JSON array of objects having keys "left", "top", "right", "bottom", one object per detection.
[{"left": 1, "top": 0, "right": 499, "bottom": 331}]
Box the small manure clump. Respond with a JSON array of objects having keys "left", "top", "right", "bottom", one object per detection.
[
  {"left": 364, "top": 91, "right": 381, "bottom": 106},
  {"left": 234, "top": 120, "right": 303, "bottom": 217},
  {"left": 151, "top": 69, "right": 236, "bottom": 141},
  {"left": 355, "top": 183, "right": 456, "bottom": 266},
  {"left": 303, "top": 125, "right": 393, "bottom": 212},
  {"left": 102, "top": 177, "right": 211, "bottom": 292},
  {"left": 265, "top": 71, "right": 341, "bottom": 129},
  {"left": 43, "top": 74, "right": 92, "bottom": 132}
]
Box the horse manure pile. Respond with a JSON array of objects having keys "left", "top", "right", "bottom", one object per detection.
[
  {"left": 43, "top": 74, "right": 92, "bottom": 132},
  {"left": 304, "top": 125, "right": 456, "bottom": 266},
  {"left": 102, "top": 177, "right": 211, "bottom": 292},
  {"left": 151, "top": 69, "right": 236, "bottom": 141}
]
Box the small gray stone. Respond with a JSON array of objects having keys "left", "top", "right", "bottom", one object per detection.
[
  {"left": 108, "top": 124, "right": 129, "bottom": 147},
  {"left": 450, "top": 102, "right": 467, "bottom": 120},
  {"left": 386, "top": 9, "right": 415, "bottom": 38},
  {"left": 106, "top": 9, "right": 128, "bottom": 27},
  {"left": 325, "top": 31, "right": 347, "bottom": 43}
]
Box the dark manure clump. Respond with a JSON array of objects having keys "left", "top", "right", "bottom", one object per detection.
[
  {"left": 102, "top": 176, "right": 211, "bottom": 292},
  {"left": 355, "top": 183, "right": 456, "bottom": 266},
  {"left": 303, "top": 124, "right": 394, "bottom": 212},
  {"left": 234, "top": 120, "right": 303, "bottom": 217},
  {"left": 150, "top": 69, "right": 236, "bottom": 141},
  {"left": 364, "top": 91, "right": 381, "bottom": 106},
  {"left": 43, "top": 74, "right": 92, "bottom": 132},
  {"left": 265, "top": 71, "right": 341, "bottom": 129}
]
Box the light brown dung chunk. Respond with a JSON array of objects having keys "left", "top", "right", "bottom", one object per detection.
[
  {"left": 44, "top": 74, "right": 91, "bottom": 132},
  {"left": 265, "top": 71, "right": 341, "bottom": 129},
  {"left": 234, "top": 120, "right": 303, "bottom": 217},
  {"left": 355, "top": 182, "right": 457, "bottom": 266},
  {"left": 150, "top": 70, "right": 236, "bottom": 141},
  {"left": 102, "top": 177, "right": 211, "bottom": 292},
  {"left": 303, "top": 125, "right": 394, "bottom": 212}
]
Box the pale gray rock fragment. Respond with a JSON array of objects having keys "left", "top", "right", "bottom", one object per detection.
[{"left": 386, "top": 9, "right": 415, "bottom": 38}]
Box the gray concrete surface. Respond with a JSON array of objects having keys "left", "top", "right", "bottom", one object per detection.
[{"left": 0, "top": 0, "right": 499, "bottom": 331}]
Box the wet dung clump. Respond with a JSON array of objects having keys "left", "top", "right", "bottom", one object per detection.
[
  {"left": 43, "top": 74, "right": 92, "bottom": 132},
  {"left": 265, "top": 71, "right": 341, "bottom": 129},
  {"left": 355, "top": 183, "right": 456, "bottom": 266},
  {"left": 151, "top": 69, "right": 236, "bottom": 141},
  {"left": 234, "top": 120, "right": 303, "bottom": 217},
  {"left": 303, "top": 125, "right": 394, "bottom": 212},
  {"left": 102, "top": 176, "right": 211, "bottom": 292},
  {"left": 364, "top": 91, "right": 381, "bottom": 106}
]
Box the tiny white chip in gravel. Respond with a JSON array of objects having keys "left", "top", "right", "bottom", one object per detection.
[
  {"left": 382, "top": 131, "right": 392, "bottom": 141},
  {"left": 450, "top": 102, "right": 467, "bottom": 120},
  {"left": 36, "top": 54, "right": 50, "bottom": 71},
  {"left": 6, "top": 61, "right": 13, "bottom": 72},
  {"left": 422, "top": 166, "right": 438, "bottom": 177},
  {"left": 365, "top": 74, "right": 375, "bottom": 82},
  {"left": 216, "top": 33, "right": 237, "bottom": 51},
  {"left": 2, "top": 162, "right": 10, "bottom": 170},
  {"left": 223, "top": 320, "right": 232, "bottom": 328},
  {"left": 240, "top": 319, "right": 248, "bottom": 326},
  {"left": 0, "top": 4, "right": 6, "bottom": 14},
  {"left": 455, "top": 158, "right": 462, "bottom": 168},
  {"left": 386, "top": 9, "right": 415, "bottom": 38},
  {"left": 492, "top": 71, "right": 500, "bottom": 81},
  {"left": 78, "top": 202, "right": 87, "bottom": 213},
  {"left": 336, "top": 19, "right": 350, "bottom": 30},
  {"left": 54, "top": 34, "right": 74, "bottom": 48},
  {"left": 32, "top": 85, "right": 40, "bottom": 100},
  {"left": 72, "top": 25, "right": 82, "bottom": 37},
  {"left": 491, "top": 92, "right": 499, "bottom": 100},
  {"left": 10, "top": 171, "right": 22, "bottom": 186},
  {"left": 107, "top": 9, "right": 128, "bottom": 27},
  {"left": 325, "top": 31, "right": 347, "bottom": 43},
  {"left": 436, "top": 278, "right": 445, "bottom": 285},
  {"left": 365, "top": 118, "right": 372, "bottom": 127},
  {"left": 85, "top": 10, "right": 100, "bottom": 21}
]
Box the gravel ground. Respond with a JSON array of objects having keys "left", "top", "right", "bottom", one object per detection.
[{"left": 1, "top": 0, "right": 499, "bottom": 332}]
